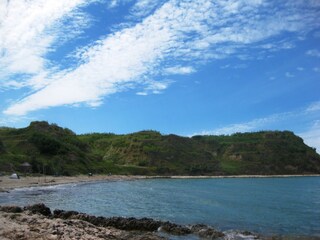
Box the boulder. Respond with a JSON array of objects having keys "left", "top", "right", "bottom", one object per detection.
[
  {"left": 0, "top": 205, "right": 23, "bottom": 213},
  {"left": 24, "top": 203, "right": 51, "bottom": 216},
  {"left": 190, "top": 224, "right": 225, "bottom": 238},
  {"left": 161, "top": 222, "right": 191, "bottom": 235}
]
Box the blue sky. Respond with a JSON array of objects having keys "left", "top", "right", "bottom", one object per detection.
[{"left": 0, "top": 0, "right": 319, "bottom": 151}]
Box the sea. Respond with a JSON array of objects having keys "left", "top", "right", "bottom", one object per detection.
[{"left": 1, "top": 177, "right": 320, "bottom": 239}]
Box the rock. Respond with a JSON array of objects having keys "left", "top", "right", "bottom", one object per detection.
[
  {"left": 24, "top": 203, "right": 51, "bottom": 216},
  {"left": 1, "top": 204, "right": 226, "bottom": 239},
  {"left": 0, "top": 205, "right": 23, "bottom": 213},
  {"left": 161, "top": 222, "right": 191, "bottom": 235},
  {"left": 52, "top": 209, "right": 192, "bottom": 235},
  {"left": 53, "top": 209, "right": 79, "bottom": 219},
  {"left": 190, "top": 224, "right": 225, "bottom": 238},
  {"left": 47, "top": 234, "right": 59, "bottom": 240},
  {"left": 242, "top": 230, "right": 253, "bottom": 235},
  {"left": 0, "top": 206, "right": 166, "bottom": 240},
  {"left": 190, "top": 223, "right": 207, "bottom": 232}
]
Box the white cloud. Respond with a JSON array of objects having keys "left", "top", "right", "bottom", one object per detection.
[
  {"left": 191, "top": 101, "right": 320, "bottom": 151},
  {"left": 259, "top": 41, "right": 295, "bottom": 51},
  {"left": 194, "top": 116, "right": 320, "bottom": 153},
  {"left": 164, "top": 66, "right": 195, "bottom": 75},
  {"left": 297, "top": 67, "right": 304, "bottom": 71},
  {"left": 107, "top": 0, "right": 133, "bottom": 9},
  {"left": 306, "top": 49, "right": 320, "bottom": 57},
  {"left": 130, "top": 0, "right": 166, "bottom": 18},
  {"left": 0, "top": 0, "right": 94, "bottom": 87},
  {"left": 136, "top": 79, "right": 172, "bottom": 96},
  {"left": 136, "top": 92, "right": 148, "bottom": 96},
  {"left": 3, "top": 0, "right": 320, "bottom": 115},
  {"left": 192, "top": 114, "right": 285, "bottom": 136},
  {"left": 108, "top": 0, "right": 119, "bottom": 8},
  {"left": 220, "top": 64, "right": 247, "bottom": 69},
  {"left": 306, "top": 101, "right": 320, "bottom": 112},
  {"left": 299, "top": 121, "right": 320, "bottom": 153},
  {"left": 0, "top": 114, "right": 34, "bottom": 127},
  {"left": 314, "top": 31, "right": 320, "bottom": 38},
  {"left": 285, "top": 72, "right": 295, "bottom": 78}
]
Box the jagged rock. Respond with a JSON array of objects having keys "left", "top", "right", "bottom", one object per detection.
[
  {"left": 241, "top": 230, "right": 253, "bottom": 235},
  {"left": 2, "top": 204, "right": 226, "bottom": 239},
  {"left": 0, "top": 205, "right": 23, "bottom": 213},
  {"left": 161, "top": 222, "right": 191, "bottom": 235},
  {"left": 52, "top": 208, "right": 193, "bottom": 235},
  {"left": 53, "top": 209, "right": 79, "bottom": 219},
  {"left": 0, "top": 205, "right": 166, "bottom": 240},
  {"left": 190, "top": 224, "right": 225, "bottom": 238},
  {"left": 24, "top": 203, "right": 51, "bottom": 216},
  {"left": 105, "top": 217, "right": 162, "bottom": 231}
]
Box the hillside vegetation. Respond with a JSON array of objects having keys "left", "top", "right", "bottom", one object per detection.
[{"left": 0, "top": 121, "right": 319, "bottom": 176}]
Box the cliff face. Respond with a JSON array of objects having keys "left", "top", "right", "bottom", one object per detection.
[{"left": 0, "top": 121, "right": 319, "bottom": 176}]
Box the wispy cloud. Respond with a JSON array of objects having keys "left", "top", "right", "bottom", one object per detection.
[
  {"left": 191, "top": 101, "right": 320, "bottom": 152},
  {"left": 306, "top": 49, "right": 320, "bottom": 57},
  {"left": 285, "top": 72, "right": 295, "bottom": 78},
  {"left": 164, "top": 66, "right": 195, "bottom": 75},
  {"left": 313, "top": 67, "right": 320, "bottom": 73},
  {"left": 107, "top": 0, "right": 133, "bottom": 9},
  {"left": 192, "top": 113, "right": 290, "bottom": 136},
  {"left": 107, "top": 0, "right": 120, "bottom": 9},
  {"left": 306, "top": 101, "right": 320, "bottom": 112},
  {"left": 299, "top": 121, "right": 320, "bottom": 153},
  {"left": 220, "top": 64, "right": 247, "bottom": 69},
  {"left": 2, "top": 0, "right": 320, "bottom": 115},
  {"left": 130, "top": 0, "right": 167, "bottom": 18},
  {"left": 258, "top": 41, "right": 295, "bottom": 51},
  {"left": 136, "top": 79, "right": 172, "bottom": 96},
  {"left": 0, "top": 114, "right": 34, "bottom": 127},
  {"left": 0, "top": 0, "right": 94, "bottom": 88}
]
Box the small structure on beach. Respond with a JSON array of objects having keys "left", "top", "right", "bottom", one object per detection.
[
  {"left": 20, "top": 162, "right": 32, "bottom": 175},
  {"left": 9, "top": 173, "right": 20, "bottom": 179}
]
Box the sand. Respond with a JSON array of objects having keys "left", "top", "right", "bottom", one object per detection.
[{"left": 0, "top": 175, "right": 146, "bottom": 192}]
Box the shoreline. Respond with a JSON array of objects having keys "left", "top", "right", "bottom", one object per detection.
[
  {"left": 0, "top": 175, "right": 146, "bottom": 192},
  {"left": 1, "top": 174, "right": 319, "bottom": 192},
  {"left": 163, "top": 174, "right": 320, "bottom": 179}
]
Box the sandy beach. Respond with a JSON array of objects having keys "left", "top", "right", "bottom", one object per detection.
[{"left": 0, "top": 175, "right": 146, "bottom": 192}]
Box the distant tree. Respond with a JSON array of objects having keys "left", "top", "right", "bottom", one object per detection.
[
  {"left": 0, "top": 140, "right": 5, "bottom": 153},
  {"left": 29, "top": 133, "right": 62, "bottom": 155}
]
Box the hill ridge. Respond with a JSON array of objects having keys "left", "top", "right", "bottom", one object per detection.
[{"left": 0, "top": 121, "right": 319, "bottom": 176}]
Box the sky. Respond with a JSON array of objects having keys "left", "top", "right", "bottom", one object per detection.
[{"left": 0, "top": 0, "right": 319, "bottom": 152}]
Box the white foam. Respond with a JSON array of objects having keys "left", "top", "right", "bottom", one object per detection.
[{"left": 223, "top": 230, "right": 260, "bottom": 240}]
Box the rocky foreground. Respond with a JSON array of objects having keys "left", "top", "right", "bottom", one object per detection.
[
  {"left": 1, "top": 204, "right": 318, "bottom": 240},
  {"left": 0, "top": 203, "right": 230, "bottom": 239}
]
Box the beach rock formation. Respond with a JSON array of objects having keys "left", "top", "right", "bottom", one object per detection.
[
  {"left": 0, "top": 203, "right": 228, "bottom": 239},
  {"left": 0, "top": 205, "right": 165, "bottom": 240},
  {"left": 53, "top": 208, "right": 192, "bottom": 235},
  {"left": 191, "top": 224, "right": 225, "bottom": 238},
  {"left": 24, "top": 203, "right": 51, "bottom": 216},
  {"left": 0, "top": 205, "right": 23, "bottom": 213}
]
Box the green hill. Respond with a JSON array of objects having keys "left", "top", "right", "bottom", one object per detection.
[{"left": 0, "top": 121, "right": 319, "bottom": 176}]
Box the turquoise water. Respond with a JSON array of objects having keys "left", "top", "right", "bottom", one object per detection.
[{"left": 1, "top": 177, "right": 320, "bottom": 237}]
